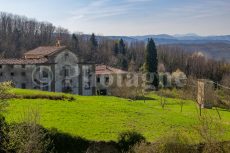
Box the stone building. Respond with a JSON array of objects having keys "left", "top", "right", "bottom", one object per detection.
[
  {"left": 96, "top": 65, "right": 127, "bottom": 95},
  {"left": 0, "top": 46, "right": 95, "bottom": 95}
]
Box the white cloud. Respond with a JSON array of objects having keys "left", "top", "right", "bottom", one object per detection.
[{"left": 67, "top": 0, "right": 152, "bottom": 22}]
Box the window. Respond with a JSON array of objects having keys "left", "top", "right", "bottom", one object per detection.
[
  {"left": 65, "top": 53, "right": 69, "bottom": 61},
  {"left": 22, "top": 65, "right": 26, "bottom": 69},
  {"left": 97, "top": 77, "right": 100, "bottom": 83},
  {"left": 0, "top": 72, "right": 2, "bottom": 76},
  {"left": 10, "top": 72, "right": 14, "bottom": 76},
  {"left": 21, "top": 83, "right": 26, "bottom": 89},
  {"left": 0, "top": 65, "right": 2, "bottom": 69},
  {"left": 42, "top": 71, "right": 48, "bottom": 78},
  {"left": 84, "top": 82, "right": 91, "bottom": 90},
  {"left": 63, "top": 66, "right": 70, "bottom": 77},
  {"left": 105, "top": 77, "right": 109, "bottom": 84},
  {"left": 64, "top": 69, "right": 70, "bottom": 77},
  {"left": 21, "top": 72, "right": 26, "bottom": 76},
  {"left": 87, "top": 69, "right": 91, "bottom": 75},
  {"left": 10, "top": 65, "right": 14, "bottom": 69}
]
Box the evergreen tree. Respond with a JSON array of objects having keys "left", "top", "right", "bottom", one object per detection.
[
  {"left": 90, "top": 33, "right": 98, "bottom": 49},
  {"left": 119, "top": 39, "right": 126, "bottom": 55},
  {"left": 113, "top": 42, "right": 119, "bottom": 55},
  {"left": 117, "top": 54, "right": 128, "bottom": 70},
  {"left": 71, "top": 34, "right": 79, "bottom": 53},
  {"left": 145, "top": 38, "right": 159, "bottom": 89},
  {"left": 122, "top": 57, "right": 128, "bottom": 70}
]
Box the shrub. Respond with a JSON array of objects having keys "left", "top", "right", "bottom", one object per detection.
[
  {"left": 156, "top": 89, "right": 178, "bottom": 99},
  {"left": 154, "top": 132, "right": 197, "bottom": 153},
  {"left": 2, "top": 122, "right": 54, "bottom": 153},
  {"left": 195, "top": 112, "right": 226, "bottom": 153},
  {"left": 0, "top": 115, "right": 7, "bottom": 152},
  {"left": 0, "top": 81, "right": 12, "bottom": 112},
  {"left": 129, "top": 142, "right": 157, "bottom": 153},
  {"left": 9, "top": 94, "right": 76, "bottom": 101},
  {"left": 48, "top": 128, "right": 90, "bottom": 153},
  {"left": 118, "top": 131, "right": 146, "bottom": 152},
  {"left": 201, "top": 142, "right": 225, "bottom": 153},
  {"left": 129, "top": 131, "right": 199, "bottom": 153}
]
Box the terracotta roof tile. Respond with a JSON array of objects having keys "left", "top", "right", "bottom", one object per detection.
[
  {"left": 96, "top": 65, "right": 127, "bottom": 75},
  {"left": 0, "top": 58, "right": 48, "bottom": 65},
  {"left": 24, "top": 46, "right": 66, "bottom": 59}
]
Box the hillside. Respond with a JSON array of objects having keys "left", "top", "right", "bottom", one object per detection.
[
  {"left": 4, "top": 89, "right": 230, "bottom": 142},
  {"left": 106, "top": 34, "right": 230, "bottom": 62},
  {"left": 166, "top": 43, "right": 230, "bottom": 61},
  {"left": 107, "top": 34, "right": 230, "bottom": 44}
]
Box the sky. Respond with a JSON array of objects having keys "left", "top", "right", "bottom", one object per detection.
[{"left": 0, "top": 0, "right": 230, "bottom": 36}]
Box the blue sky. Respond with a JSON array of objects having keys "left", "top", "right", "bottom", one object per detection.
[{"left": 0, "top": 0, "right": 229, "bottom": 36}]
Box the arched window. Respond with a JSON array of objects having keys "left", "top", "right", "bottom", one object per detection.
[{"left": 63, "top": 65, "right": 71, "bottom": 77}]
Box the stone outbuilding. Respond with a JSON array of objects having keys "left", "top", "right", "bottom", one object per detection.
[{"left": 96, "top": 65, "right": 127, "bottom": 95}]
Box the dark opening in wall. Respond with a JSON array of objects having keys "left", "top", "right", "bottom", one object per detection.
[
  {"left": 21, "top": 72, "right": 26, "bottom": 76},
  {"left": 42, "top": 71, "right": 48, "bottom": 78},
  {"left": 97, "top": 77, "right": 100, "bottom": 83},
  {"left": 98, "top": 89, "right": 107, "bottom": 95},
  {"left": 105, "top": 77, "right": 109, "bottom": 84},
  {"left": 21, "top": 83, "right": 26, "bottom": 89}
]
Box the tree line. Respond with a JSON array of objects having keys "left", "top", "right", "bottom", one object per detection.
[{"left": 0, "top": 12, "right": 68, "bottom": 57}]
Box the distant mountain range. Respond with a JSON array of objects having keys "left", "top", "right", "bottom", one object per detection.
[
  {"left": 106, "top": 34, "right": 230, "bottom": 44},
  {"left": 106, "top": 34, "right": 230, "bottom": 62}
]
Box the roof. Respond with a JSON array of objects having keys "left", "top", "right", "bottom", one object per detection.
[
  {"left": 0, "top": 58, "right": 48, "bottom": 65},
  {"left": 96, "top": 65, "right": 127, "bottom": 75},
  {"left": 24, "top": 46, "right": 67, "bottom": 59}
]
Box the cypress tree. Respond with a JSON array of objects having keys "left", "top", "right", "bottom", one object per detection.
[
  {"left": 145, "top": 38, "right": 159, "bottom": 89},
  {"left": 71, "top": 34, "right": 79, "bottom": 52},
  {"left": 90, "top": 33, "right": 98, "bottom": 49},
  {"left": 119, "top": 39, "right": 126, "bottom": 55}
]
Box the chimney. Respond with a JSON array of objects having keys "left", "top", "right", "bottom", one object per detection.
[{"left": 56, "top": 40, "right": 61, "bottom": 47}]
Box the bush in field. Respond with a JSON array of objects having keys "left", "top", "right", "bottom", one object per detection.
[
  {"left": 155, "top": 132, "right": 196, "bottom": 153},
  {"left": 129, "top": 142, "right": 157, "bottom": 153},
  {"left": 195, "top": 112, "right": 227, "bottom": 153},
  {"left": 132, "top": 130, "right": 194, "bottom": 153},
  {"left": 118, "top": 131, "right": 146, "bottom": 152},
  {"left": 0, "top": 81, "right": 12, "bottom": 112},
  {"left": 2, "top": 109, "right": 53, "bottom": 153},
  {"left": 11, "top": 94, "right": 76, "bottom": 101},
  {"left": 130, "top": 131, "right": 197, "bottom": 153},
  {"left": 0, "top": 116, "right": 7, "bottom": 152},
  {"left": 0, "top": 82, "right": 12, "bottom": 152},
  {"left": 1, "top": 107, "right": 53, "bottom": 153},
  {"left": 3, "top": 123, "right": 53, "bottom": 153}
]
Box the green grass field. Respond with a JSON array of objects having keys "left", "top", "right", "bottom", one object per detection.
[{"left": 4, "top": 89, "right": 230, "bottom": 142}]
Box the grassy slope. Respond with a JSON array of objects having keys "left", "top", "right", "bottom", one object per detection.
[{"left": 4, "top": 89, "right": 230, "bottom": 142}]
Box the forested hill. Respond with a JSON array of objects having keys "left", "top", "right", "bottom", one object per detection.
[
  {"left": 0, "top": 12, "right": 69, "bottom": 58},
  {"left": 107, "top": 34, "right": 230, "bottom": 44},
  {"left": 106, "top": 35, "right": 230, "bottom": 62}
]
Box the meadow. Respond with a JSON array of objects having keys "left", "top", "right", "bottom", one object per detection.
[{"left": 4, "top": 89, "right": 230, "bottom": 142}]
